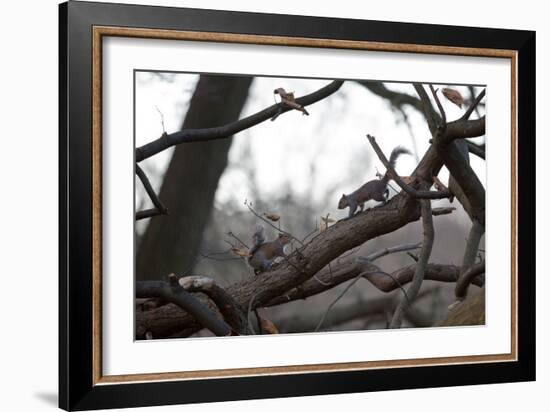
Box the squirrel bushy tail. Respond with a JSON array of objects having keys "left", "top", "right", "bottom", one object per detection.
[{"left": 381, "top": 146, "right": 411, "bottom": 183}]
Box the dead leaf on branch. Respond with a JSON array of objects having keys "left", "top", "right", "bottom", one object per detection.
[
  {"left": 263, "top": 212, "right": 281, "bottom": 222},
  {"left": 274, "top": 87, "right": 309, "bottom": 115},
  {"left": 442, "top": 88, "right": 465, "bottom": 109}
]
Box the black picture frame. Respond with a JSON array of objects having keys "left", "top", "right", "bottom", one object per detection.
[{"left": 59, "top": 1, "right": 536, "bottom": 410}]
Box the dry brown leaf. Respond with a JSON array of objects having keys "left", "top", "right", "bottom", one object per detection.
[
  {"left": 274, "top": 87, "right": 309, "bottom": 115},
  {"left": 442, "top": 88, "right": 464, "bottom": 109},
  {"left": 231, "top": 247, "right": 250, "bottom": 258},
  {"left": 259, "top": 317, "right": 279, "bottom": 334},
  {"left": 263, "top": 212, "right": 281, "bottom": 222}
]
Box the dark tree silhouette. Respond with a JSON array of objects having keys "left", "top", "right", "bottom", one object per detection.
[{"left": 137, "top": 75, "right": 253, "bottom": 281}]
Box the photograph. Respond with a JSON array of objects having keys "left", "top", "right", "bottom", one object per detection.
[
  {"left": 54, "top": 1, "right": 536, "bottom": 409},
  {"left": 134, "top": 72, "right": 487, "bottom": 340}
]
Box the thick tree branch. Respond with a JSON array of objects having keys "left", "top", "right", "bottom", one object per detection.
[
  {"left": 415, "top": 84, "right": 486, "bottom": 225},
  {"left": 136, "top": 275, "right": 233, "bottom": 336},
  {"left": 178, "top": 275, "right": 249, "bottom": 335},
  {"left": 136, "top": 80, "right": 344, "bottom": 161}
]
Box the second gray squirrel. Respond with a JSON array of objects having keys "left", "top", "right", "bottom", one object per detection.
[
  {"left": 248, "top": 225, "right": 291, "bottom": 275},
  {"left": 338, "top": 146, "right": 411, "bottom": 218}
]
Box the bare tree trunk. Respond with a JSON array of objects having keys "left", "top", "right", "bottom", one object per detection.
[{"left": 137, "top": 75, "right": 253, "bottom": 280}]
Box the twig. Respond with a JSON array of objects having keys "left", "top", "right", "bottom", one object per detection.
[
  {"left": 181, "top": 247, "right": 240, "bottom": 277},
  {"left": 360, "top": 242, "right": 422, "bottom": 262},
  {"left": 461, "top": 88, "right": 486, "bottom": 122},
  {"left": 154, "top": 105, "right": 166, "bottom": 134},
  {"left": 429, "top": 85, "right": 447, "bottom": 127},
  {"left": 136, "top": 208, "right": 165, "bottom": 221},
  {"left": 314, "top": 273, "right": 363, "bottom": 332},
  {"left": 226, "top": 231, "right": 249, "bottom": 249},
  {"left": 314, "top": 269, "right": 409, "bottom": 332},
  {"left": 135, "top": 164, "right": 168, "bottom": 220},
  {"left": 245, "top": 200, "right": 304, "bottom": 246}
]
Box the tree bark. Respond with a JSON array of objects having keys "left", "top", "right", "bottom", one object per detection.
[{"left": 137, "top": 75, "right": 253, "bottom": 280}]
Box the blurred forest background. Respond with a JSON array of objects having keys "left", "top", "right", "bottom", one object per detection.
[{"left": 135, "top": 72, "right": 485, "bottom": 336}]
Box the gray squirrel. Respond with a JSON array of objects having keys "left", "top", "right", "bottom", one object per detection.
[
  {"left": 248, "top": 225, "right": 291, "bottom": 274},
  {"left": 338, "top": 146, "right": 411, "bottom": 218}
]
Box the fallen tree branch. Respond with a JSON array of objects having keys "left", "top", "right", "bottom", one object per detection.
[
  {"left": 136, "top": 275, "right": 233, "bottom": 336},
  {"left": 136, "top": 80, "right": 344, "bottom": 161},
  {"left": 178, "top": 275, "right": 249, "bottom": 335}
]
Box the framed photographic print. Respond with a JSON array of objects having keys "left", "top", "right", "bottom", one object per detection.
[{"left": 59, "top": 1, "right": 536, "bottom": 410}]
